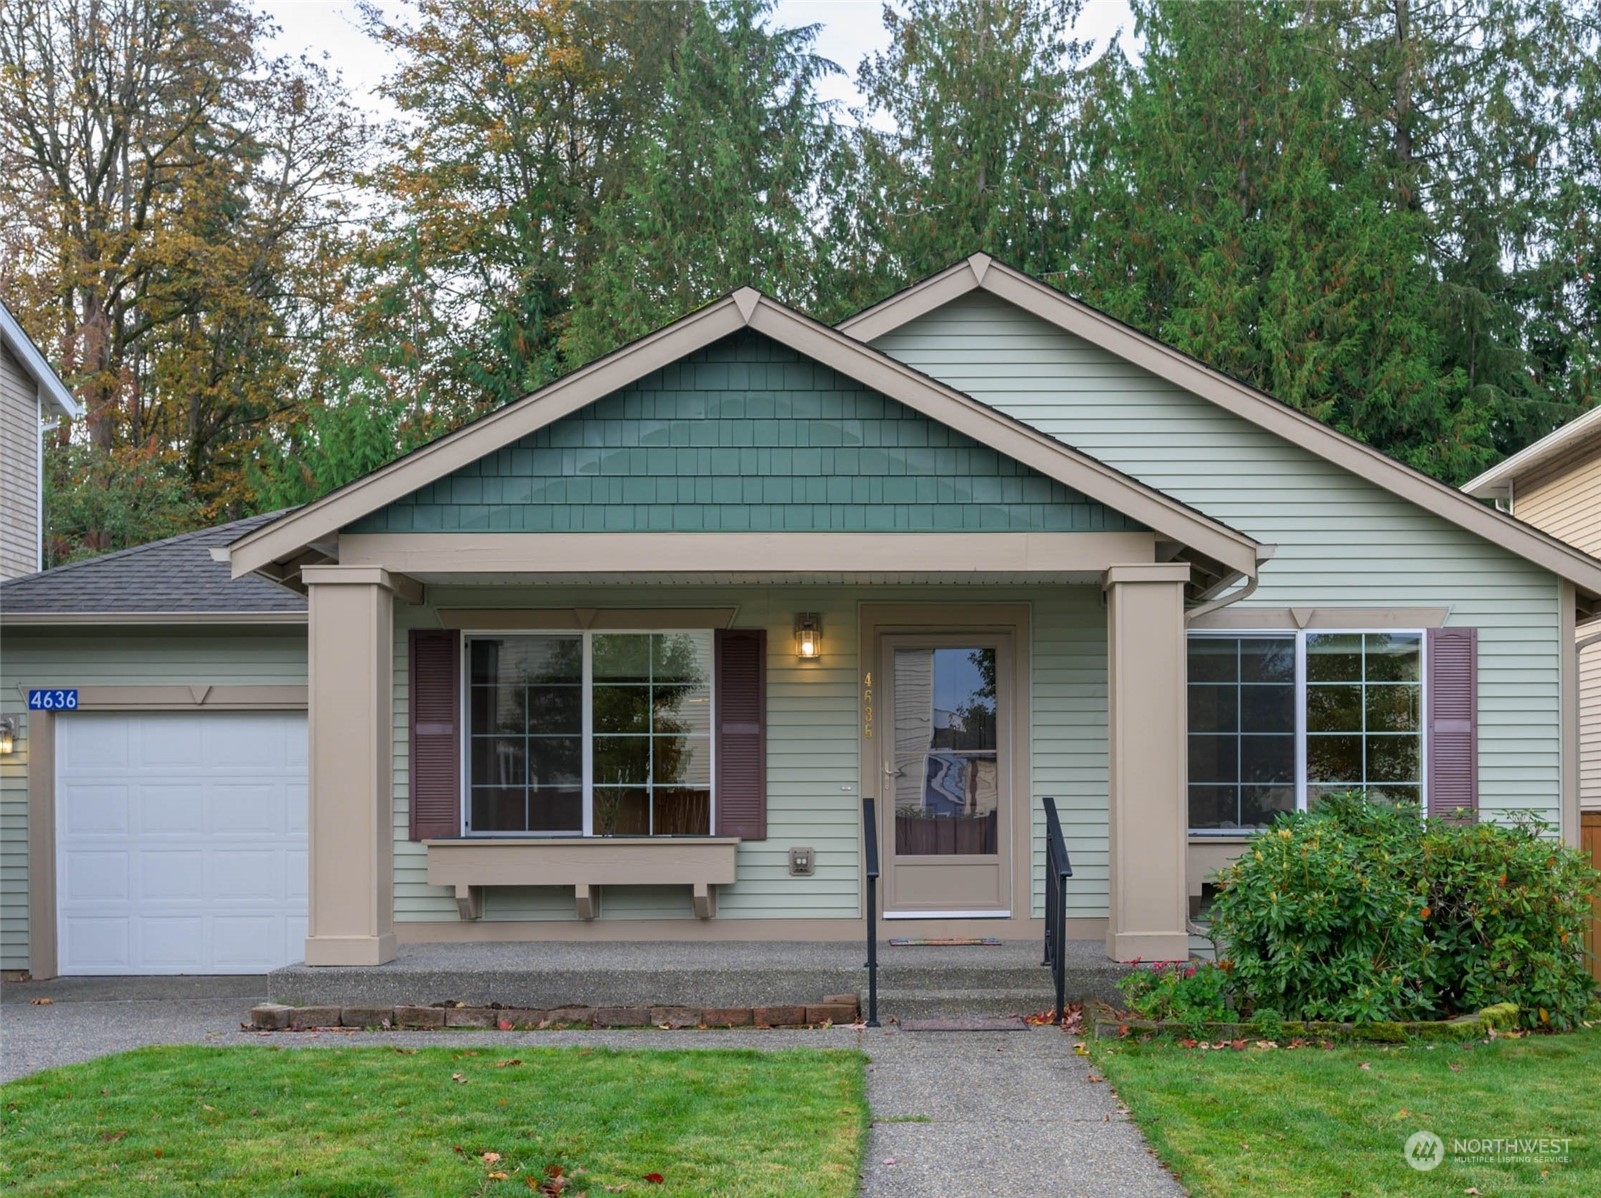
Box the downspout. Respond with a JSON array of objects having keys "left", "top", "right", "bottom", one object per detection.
[{"left": 1185, "top": 548, "right": 1276, "bottom": 624}]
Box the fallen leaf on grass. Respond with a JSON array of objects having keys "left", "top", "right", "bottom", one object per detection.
[
  {"left": 1072, "top": 1043, "right": 1089, "bottom": 1056},
  {"left": 1358, "top": 1062, "right": 1371, "bottom": 1070},
  {"left": 483, "top": 1152, "right": 503, "bottom": 1164},
  {"left": 1449, "top": 1062, "right": 1463, "bottom": 1072},
  {"left": 1464, "top": 1189, "right": 1481, "bottom": 1195},
  {"left": 393, "top": 1047, "right": 417, "bottom": 1055},
  {"left": 488, "top": 1172, "right": 509, "bottom": 1181},
  {"left": 451, "top": 1073, "right": 467, "bottom": 1084},
  {"left": 643, "top": 1173, "right": 665, "bottom": 1184},
  {"left": 497, "top": 1060, "right": 523, "bottom": 1068},
  {"left": 99, "top": 1130, "right": 127, "bottom": 1143}
]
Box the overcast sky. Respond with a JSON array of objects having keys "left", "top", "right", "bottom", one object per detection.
[{"left": 257, "top": 0, "right": 1137, "bottom": 122}]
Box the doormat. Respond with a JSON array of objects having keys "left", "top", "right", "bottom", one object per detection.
[
  {"left": 888, "top": 937, "right": 1002, "bottom": 947},
  {"left": 898, "top": 1016, "right": 1028, "bottom": 1031}
]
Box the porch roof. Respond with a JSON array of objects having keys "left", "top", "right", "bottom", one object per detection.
[{"left": 229, "top": 290, "right": 1264, "bottom": 602}]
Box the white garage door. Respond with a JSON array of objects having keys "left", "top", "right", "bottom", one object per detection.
[{"left": 56, "top": 710, "right": 308, "bottom": 974}]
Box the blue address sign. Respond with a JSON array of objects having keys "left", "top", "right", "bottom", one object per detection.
[{"left": 28, "top": 689, "right": 79, "bottom": 711}]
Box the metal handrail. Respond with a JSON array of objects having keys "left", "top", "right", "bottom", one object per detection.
[
  {"left": 1041, "top": 797, "right": 1075, "bottom": 1023},
  {"left": 862, "top": 797, "right": 881, "bottom": 1028}
]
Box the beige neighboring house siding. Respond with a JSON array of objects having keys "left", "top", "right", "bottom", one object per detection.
[
  {"left": 1496, "top": 440, "right": 1601, "bottom": 812},
  {"left": 0, "top": 344, "right": 43, "bottom": 579},
  {"left": 1514, "top": 448, "right": 1601, "bottom": 558},
  {"left": 0, "top": 628, "right": 310, "bottom": 972}
]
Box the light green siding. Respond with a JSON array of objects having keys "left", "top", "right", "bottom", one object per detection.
[
  {"left": 874, "top": 291, "right": 1564, "bottom": 825},
  {"left": 391, "top": 584, "right": 1109, "bottom": 924},
  {"left": 0, "top": 628, "right": 308, "bottom": 971},
  {"left": 353, "top": 331, "right": 1142, "bottom": 536}
]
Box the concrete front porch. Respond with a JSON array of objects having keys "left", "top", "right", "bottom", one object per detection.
[{"left": 266, "top": 938, "right": 1132, "bottom": 1018}]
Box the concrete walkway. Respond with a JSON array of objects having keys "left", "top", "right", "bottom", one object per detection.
[{"left": 0, "top": 979, "right": 1185, "bottom": 1196}]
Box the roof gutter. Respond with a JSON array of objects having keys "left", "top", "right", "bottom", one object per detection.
[
  {"left": 0, "top": 301, "right": 81, "bottom": 419},
  {"left": 0, "top": 611, "right": 306, "bottom": 626},
  {"left": 1185, "top": 548, "right": 1275, "bottom": 623}
]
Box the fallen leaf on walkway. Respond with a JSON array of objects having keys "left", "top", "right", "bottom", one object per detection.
[
  {"left": 882, "top": 1158, "right": 898, "bottom": 1166},
  {"left": 1073, "top": 1043, "right": 1089, "bottom": 1056},
  {"left": 30, "top": 998, "right": 53, "bottom": 1006},
  {"left": 1086, "top": 1073, "right": 1105, "bottom": 1083}
]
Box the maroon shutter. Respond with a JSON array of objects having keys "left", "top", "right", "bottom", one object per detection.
[
  {"left": 1426, "top": 626, "right": 1478, "bottom": 821},
  {"left": 715, "top": 628, "right": 767, "bottom": 839},
  {"left": 409, "top": 629, "right": 462, "bottom": 840}
]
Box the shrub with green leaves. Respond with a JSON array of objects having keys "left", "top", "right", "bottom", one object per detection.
[
  {"left": 1209, "top": 792, "right": 1601, "bottom": 1029},
  {"left": 1117, "top": 960, "right": 1232, "bottom": 1030},
  {"left": 1423, "top": 817, "right": 1599, "bottom": 1030},
  {"left": 1209, "top": 792, "right": 1437, "bottom": 1023}
]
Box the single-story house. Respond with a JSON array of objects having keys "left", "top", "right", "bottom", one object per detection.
[{"left": 5, "top": 254, "right": 1600, "bottom": 979}]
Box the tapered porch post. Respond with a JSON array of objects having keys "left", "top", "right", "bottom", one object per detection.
[
  {"left": 302, "top": 565, "right": 399, "bottom": 966},
  {"left": 1103, "top": 563, "right": 1191, "bottom": 962}
]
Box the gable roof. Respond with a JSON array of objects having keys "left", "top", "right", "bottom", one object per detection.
[
  {"left": 840, "top": 253, "right": 1601, "bottom": 603},
  {"left": 1463, "top": 406, "right": 1601, "bottom": 503},
  {"left": 229, "top": 289, "right": 1263, "bottom": 589},
  {"left": 0, "top": 300, "right": 81, "bottom": 419},
  {"left": 0, "top": 512, "right": 305, "bottom": 623}
]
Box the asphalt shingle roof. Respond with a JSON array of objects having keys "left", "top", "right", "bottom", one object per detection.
[{"left": 0, "top": 512, "right": 305, "bottom": 615}]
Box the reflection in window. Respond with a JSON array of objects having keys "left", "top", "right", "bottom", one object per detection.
[
  {"left": 1305, "top": 632, "right": 1421, "bottom": 806},
  {"left": 1187, "top": 636, "right": 1296, "bottom": 830},
  {"left": 893, "top": 647, "right": 1000, "bottom": 856},
  {"left": 466, "top": 631, "right": 713, "bottom": 836}
]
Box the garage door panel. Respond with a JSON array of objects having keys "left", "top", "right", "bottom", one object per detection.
[
  {"left": 139, "top": 717, "right": 208, "bottom": 766},
  {"left": 140, "top": 849, "right": 205, "bottom": 899},
  {"left": 211, "top": 849, "right": 284, "bottom": 902},
  {"left": 64, "top": 850, "right": 130, "bottom": 899},
  {"left": 57, "top": 711, "right": 308, "bottom": 975},
  {"left": 139, "top": 917, "right": 207, "bottom": 969},
  {"left": 63, "top": 785, "right": 129, "bottom": 834},
  {"left": 208, "top": 783, "right": 286, "bottom": 834},
  {"left": 61, "top": 917, "right": 130, "bottom": 970},
  {"left": 139, "top": 783, "right": 206, "bottom": 834}
]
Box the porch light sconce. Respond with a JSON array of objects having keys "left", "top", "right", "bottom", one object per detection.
[
  {"left": 794, "top": 613, "right": 823, "bottom": 661},
  {"left": 0, "top": 717, "right": 15, "bottom": 756}
]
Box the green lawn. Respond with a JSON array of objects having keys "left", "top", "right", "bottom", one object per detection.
[
  {"left": 1090, "top": 1028, "right": 1601, "bottom": 1197},
  {"left": 0, "top": 1044, "right": 867, "bottom": 1197}
]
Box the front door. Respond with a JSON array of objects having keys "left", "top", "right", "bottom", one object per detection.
[{"left": 877, "top": 634, "right": 1012, "bottom": 916}]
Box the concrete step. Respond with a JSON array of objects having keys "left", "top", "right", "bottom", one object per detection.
[
  {"left": 873, "top": 988, "right": 1058, "bottom": 1020},
  {"left": 267, "top": 939, "right": 1130, "bottom": 1012}
]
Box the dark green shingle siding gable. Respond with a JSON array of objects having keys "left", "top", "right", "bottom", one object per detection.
[{"left": 349, "top": 332, "right": 1146, "bottom": 535}]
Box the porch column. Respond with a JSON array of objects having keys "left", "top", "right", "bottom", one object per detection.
[
  {"left": 1103, "top": 563, "right": 1191, "bottom": 962},
  {"left": 302, "top": 565, "right": 399, "bottom": 966}
]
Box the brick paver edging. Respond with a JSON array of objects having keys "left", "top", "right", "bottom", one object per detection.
[{"left": 250, "top": 996, "right": 860, "bottom": 1032}]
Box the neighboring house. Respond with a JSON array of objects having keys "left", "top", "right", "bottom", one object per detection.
[
  {"left": 0, "top": 301, "right": 81, "bottom": 579},
  {"left": 1464, "top": 410, "right": 1601, "bottom": 813},
  {"left": 4, "top": 254, "right": 1600, "bottom": 980}
]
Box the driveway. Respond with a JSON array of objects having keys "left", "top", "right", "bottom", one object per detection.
[{"left": 2, "top": 977, "right": 1186, "bottom": 1197}]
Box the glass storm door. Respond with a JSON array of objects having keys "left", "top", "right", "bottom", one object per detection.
[{"left": 879, "top": 635, "right": 1011, "bottom": 915}]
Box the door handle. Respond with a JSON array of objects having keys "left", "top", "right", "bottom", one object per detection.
[{"left": 883, "top": 764, "right": 904, "bottom": 778}]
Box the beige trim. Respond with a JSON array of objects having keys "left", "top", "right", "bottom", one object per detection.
[
  {"left": 1187, "top": 606, "right": 1451, "bottom": 631},
  {"left": 299, "top": 564, "right": 423, "bottom": 604},
  {"left": 2, "top": 612, "right": 307, "bottom": 626},
  {"left": 857, "top": 603, "right": 1033, "bottom": 923},
  {"left": 1103, "top": 565, "right": 1189, "bottom": 961},
  {"left": 16, "top": 684, "right": 308, "bottom": 711},
  {"left": 229, "top": 291, "right": 1260, "bottom": 581},
  {"left": 424, "top": 838, "right": 740, "bottom": 921},
  {"left": 394, "top": 915, "right": 1109, "bottom": 943},
  {"left": 302, "top": 572, "right": 398, "bottom": 967},
  {"left": 27, "top": 709, "right": 56, "bottom": 979},
  {"left": 1464, "top": 406, "right": 1601, "bottom": 500},
  {"left": 1563, "top": 580, "right": 1580, "bottom": 847},
  {"left": 438, "top": 607, "right": 740, "bottom": 631},
  {"left": 339, "top": 531, "right": 1159, "bottom": 576},
  {"left": 840, "top": 254, "right": 1601, "bottom": 601},
  {"left": 21, "top": 686, "right": 311, "bottom": 980},
  {"left": 1187, "top": 837, "right": 1252, "bottom": 900}
]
